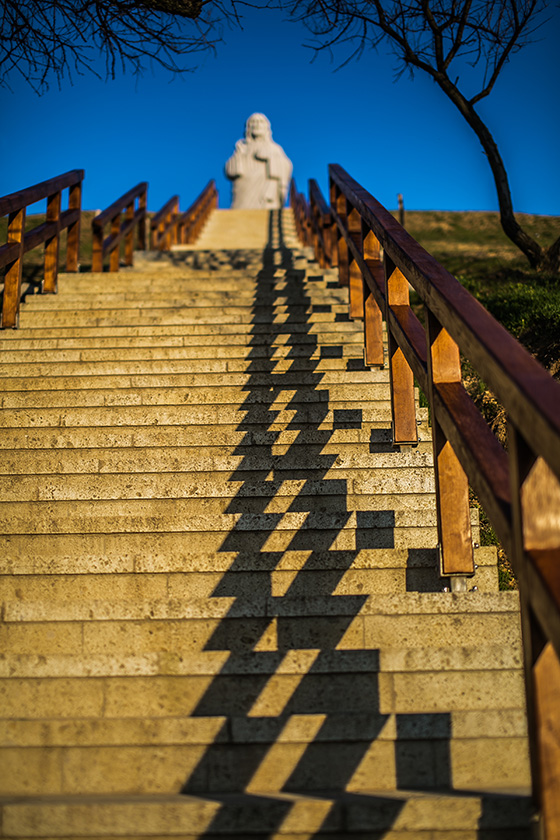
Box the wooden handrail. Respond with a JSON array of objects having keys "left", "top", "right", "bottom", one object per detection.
[
  {"left": 178, "top": 180, "right": 218, "bottom": 246},
  {"left": 301, "top": 165, "right": 560, "bottom": 839},
  {"left": 151, "top": 181, "right": 217, "bottom": 251},
  {"left": 290, "top": 179, "right": 311, "bottom": 247},
  {"left": 308, "top": 178, "right": 336, "bottom": 269},
  {"left": 0, "top": 170, "right": 84, "bottom": 328},
  {"left": 92, "top": 182, "right": 147, "bottom": 272},
  {"left": 0, "top": 171, "right": 84, "bottom": 217},
  {"left": 151, "top": 195, "right": 179, "bottom": 250},
  {"left": 1, "top": 174, "right": 217, "bottom": 326}
]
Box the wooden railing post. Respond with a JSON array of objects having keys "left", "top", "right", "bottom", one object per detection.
[
  {"left": 326, "top": 212, "right": 337, "bottom": 267},
  {"left": 327, "top": 214, "right": 337, "bottom": 267},
  {"left": 151, "top": 182, "right": 216, "bottom": 253},
  {"left": 92, "top": 182, "right": 148, "bottom": 271},
  {"left": 308, "top": 179, "right": 334, "bottom": 270},
  {"left": 308, "top": 188, "right": 319, "bottom": 262},
  {"left": 138, "top": 187, "right": 147, "bottom": 251},
  {"left": 426, "top": 309, "right": 473, "bottom": 582},
  {"left": 348, "top": 205, "right": 364, "bottom": 319},
  {"left": 172, "top": 198, "right": 180, "bottom": 247},
  {"left": 109, "top": 212, "right": 121, "bottom": 272},
  {"left": 66, "top": 180, "right": 82, "bottom": 272},
  {"left": 92, "top": 216, "right": 103, "bottom": 272},
  {"left": 362, "top": 224, "right": 384, "bottom": 367},
  {"left": 385, "top": 254, "right": 418, "bottom": 446},
  {"left": 331, "top": 181, "right": 349, "bottom": 286},
  {"left": 1, "top": 171, "right": 82, "bottom": 321},
  {"left": 43, "top": 190, "right": 61, "bottom": 293},
  {"left": 124, "top": 201, "right": 134, "bottom": 266},
  {"left": 2, "top": 207, "right": 26, "bottom": 328},
  {"left": 509, "top": 423, "right": 560, "bottom": 840}
]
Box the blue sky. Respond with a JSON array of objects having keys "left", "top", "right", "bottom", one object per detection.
[{"left": 1, "top": 2, "right": 559, "bottom": 216}]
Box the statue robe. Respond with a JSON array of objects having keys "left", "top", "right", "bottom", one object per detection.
[{"left": 225, "top": 139, "right": 293, "bottom": 210}]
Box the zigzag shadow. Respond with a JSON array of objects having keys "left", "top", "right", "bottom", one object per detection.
[{"left": 178, "top": 210, "right": 469, "bottom": 837}]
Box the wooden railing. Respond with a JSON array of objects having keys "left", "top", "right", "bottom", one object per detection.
[
  {"left": 151, "top": 195, "right": 180, "bottom": 250},
  {"left": 290, "top": 180, "right": 311, "bottom": 248},
  {"left": 92, "top": 183, "right": 147, "bottom": 272},
  {"left": 1, "top": 173, "right": 218, "bottom": 327},
  {"left": 0, "top": 170, "right": 84, "bottom": 328},
  {"left": 309, "top": 179, "right": 336, "bottom": 269},
  {"left": 151, "top": 181, "right": 217, "bottom": 250},
  {"left": 291, "top": 166, "right": 560, "bottom": 840}
]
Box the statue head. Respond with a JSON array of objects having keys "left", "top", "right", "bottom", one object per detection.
[{"left": 245, "top": 113, "right": 272, "bottom": 142}]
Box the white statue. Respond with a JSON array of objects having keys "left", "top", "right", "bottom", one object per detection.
[{"left": 225, "top": 113, "right": 293, "bottom": 210}]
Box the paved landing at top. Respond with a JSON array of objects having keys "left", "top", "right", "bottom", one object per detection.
[{"left": 174, "top": 208, "right": 299, "bottom": 251}]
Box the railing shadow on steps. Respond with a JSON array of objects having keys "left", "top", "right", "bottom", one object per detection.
[
  {"left": 291, "top": 169, "right": 560, "bottom": 840},
  {"left": 178, "top": 208, "right": 444, "bottom": 836},
  {"left": 178, "top": 209, "right": 526, "bottom": 839},
  {"left": 0, "top": 170, "right": 84, "bottom": 328}
]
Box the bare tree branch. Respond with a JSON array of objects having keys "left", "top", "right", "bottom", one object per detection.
[
  {"left": 0, "top": 0, "right": 241, "bottom": 93},
  {"left": 283, "top": 0, "right": 557, "bottom": 272}
]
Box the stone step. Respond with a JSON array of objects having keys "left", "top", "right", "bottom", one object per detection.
[
  {"left": 0, "top": 370, "right": 390, "bottom": 392},
  {"left": 0, "top": 320, "right": 365, "bottom": 340},
  {"left": 0, "top": 705, "right": 527, "bottom": 743},
  {"left": 50, "top": 276, "right": 343, "bottom": 290},
  {"left": 0, "top": 639, "right": 525, "bottom": 698},
  {"left": 0, "top": 790, "right": 533, "bottom": 837},
  {"left": 0, "top": 551, "right": 497, "bottom": 592},
  {"left": 19, "top": 298, "right": 351, "bottom": 316},
  {"left": 0, "top": 342, "right": 368, "bottom": 362},
  {"left": 0, "top": 728, "right": 529, "bottom": 796},
  {"left": 0, "top": 445, "right": 434, "bottom": 475},
  {"left": 17, "top": 308, "right": 352, "bottom": 329},
  {"left": 0, "top": 569, "right": 501, "bottom": 631},
  {"left": 0, "top": 608, "right": 519, "bottom": 689},
  {"left": 0, "top": 403, "right": 402, "bottom": 428},
  {"left": 0, "top": 528, "right": 438, "bottom": 558},
  {"left": 0, "top": 537, "right": 494, "bottom": 576},
  {"left": 1, "top": 590, "right": 516, "bottom": 632},
  {"left": 0, "top": 358, "right": 379, "bottom": 378},
  {"left": 0, "top": 502, "right": 441, "bottom": 535},
  {"left": 47, "top": 272, "right": 339, "bottom": 292},
  {"left": 1, "top": 392, "right": 398, "bottom": 412},
  {"left": 0, "top": 423, "right": 430, "bottom": 451},
  {"left": 0, "top": 467, "right": 435, "bottom": 500},
  {"left": 0, "top": 641, "right": 529, "bottom": 792},
  {"left": 0, "top": 557, "right": 498, "bottom": 605},
  {"left": 42, "top": 281, "right": 344, "bottom": 299},
  {"left": 21, "top": 291, "right": 349, "bottom": 309}
]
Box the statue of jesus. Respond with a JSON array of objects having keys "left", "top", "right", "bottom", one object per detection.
[{"left": 225, "top": 113, "right": 293, "bottom": 210}]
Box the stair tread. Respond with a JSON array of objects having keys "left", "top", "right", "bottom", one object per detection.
[
  {"left": 0, "top": 229, "right": 528, "bottom": 817},
  {"left": 0, "top": 790, "right": 533, "bottom": 837}
]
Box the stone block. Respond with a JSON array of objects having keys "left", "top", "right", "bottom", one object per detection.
[{"left": 0, "top": 678, "right": 104, "bottom": 719}]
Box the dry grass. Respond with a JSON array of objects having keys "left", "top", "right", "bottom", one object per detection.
[{"left": 406, "top": 209, "right": 560, "bottom": 590}]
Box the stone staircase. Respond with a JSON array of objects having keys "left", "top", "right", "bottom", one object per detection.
[{"left": 0, "top": 209, "right": 532, "bottom": 838}]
